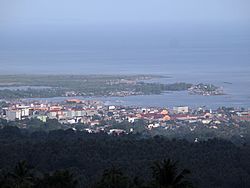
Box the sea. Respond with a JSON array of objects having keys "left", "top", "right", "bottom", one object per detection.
[{"left": 0, "top": 24, "right": 249, "bottom": 109}]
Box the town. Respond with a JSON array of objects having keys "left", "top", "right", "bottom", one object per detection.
[{"left": 0, "top": 99, "right": 249, "bottom": 139}]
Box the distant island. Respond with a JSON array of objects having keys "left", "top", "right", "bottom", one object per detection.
[
  {"left": 188, "top": 83, "right": 224, "bottom": 96},
  {"left": 0, "top": 75, "right": 224, "bottom": 99},
  {"left": 223, "top": 81, "right": 233, "bottom": 85}
]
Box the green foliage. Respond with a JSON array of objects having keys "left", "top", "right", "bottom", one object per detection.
[
  {"left": 0, "top": 75, "right": 192, "bottom": 99},
  {"left": 0, "top": 101, "right": 8, "bottom": 108},
  {"left": 0, "top": 128, "right": 249, "bottom": 188},
  {"left": 37, "top": 170, "right": 78, "bottom": 188},
  {"left": 151, "top": 159, "right": 192, "bottom": 188},
  {"left": 0, "top": 161, "right": 77, "bottom": 188},
  {"left": 94, "top": 166, "right": 129, "bottom": 188},
  {"left": 135, "top": 82, "right": 192, "bottom": 94},
  {"left": 93, "top": 160, "right": 193, "bottom": 188}
]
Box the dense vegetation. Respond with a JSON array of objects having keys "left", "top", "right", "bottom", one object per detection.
[
  {"left": 0, "top": 159, "right": 193, "bottom": 188},
  {"left": 2, "top": 118, "right": 250, "bottom": 145},
  {"left": 0, "top": 88, "right": 66, "bottom": 99},
  {"left": 0, "top": 75, "right": 193, "bottom": 99},
  {"left": 135, "top": 82, "right": 192, "bottom": 94},
  {"left": 0, "top": 75, "right": 154, "bottom": 87},
  {"left": 0, "top": 126, "right": 250, "bottom": 188}
]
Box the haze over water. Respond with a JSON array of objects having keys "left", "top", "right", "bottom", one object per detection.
[
  {"left": 0, "top": 24, "right": 250, "bottom": 74},
  {"left": 1, "top": 24, "right": 248, "bottom": 109}
]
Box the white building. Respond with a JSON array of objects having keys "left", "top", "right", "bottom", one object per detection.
[
  {"left": 108, "top": 106, "right": 116, "bottom": 110},
  {"left": 21, "top": 108, "right": 29, "bottom": 117},
  {"left": 6, "top": 110, "right": 22, "bottom": 120},
  {"left": 173, "top": 106, "right": 189, "bottom": 114}
]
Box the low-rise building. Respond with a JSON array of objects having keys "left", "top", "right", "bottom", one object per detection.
[
  {"left": 173, "top": 106, "right": 189, "bottom": 114},
  {"left": 6, "top": 110, "right": 22, "bottom": 120}
]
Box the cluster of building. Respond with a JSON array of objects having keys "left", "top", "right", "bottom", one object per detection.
[
  {"left": 0, "top": 98, "right": 249, "bottom": 134},
  {"left": 188, "top": 83, "right": 224, "bottom": 96}
]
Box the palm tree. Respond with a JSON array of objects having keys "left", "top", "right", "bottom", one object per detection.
[
  {"left": 0, "top": 169, "right": 13, "bottom": 188},
  {"left": 130, "top": 176, "right": 147, "bottom": 188},
  {"left": 151, "top": 159, "right": 192, "bottom": 188},
  {"left": 38, "top": 170, "right": 77, "bottom": 188},
  {"left": 9, "top": 160, "right": 35, "bottom": 188},
  {"left": 94, "top": 166, "right": 129, "bottom": 188}
]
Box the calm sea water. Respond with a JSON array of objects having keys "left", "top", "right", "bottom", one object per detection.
[{"left": 1, "top": 25, "right": 250, "bottom": 108}]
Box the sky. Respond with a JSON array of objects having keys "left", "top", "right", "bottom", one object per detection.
[
  {"left": 0, "top": 0, "right": 250, "bottom": 27},
  {"left": 0, "top": 0, "right": 250, "bottom": 75}
]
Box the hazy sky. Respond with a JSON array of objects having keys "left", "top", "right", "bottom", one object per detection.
[
  {"left": 0, "top": 0, "right": 250, "bottom": 26},
  {"left": 0, "top": 0, "right": 250, "bottom": 75}
]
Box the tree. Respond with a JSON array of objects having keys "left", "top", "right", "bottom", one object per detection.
[
  {"left": 37, "top": 170, "right": 77, "bottom": 188},
  {"left": 130, "top": 176, "right": 147, "bottom": 188},
  {"left": 94, "top": 166, "right": 129, "bottom": 188},
  {"left": 151, "top": 159, "right": 192, "bottom": 188},
  {"left": 8, "top": 160, "right": 35, "bottom": 188}
]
